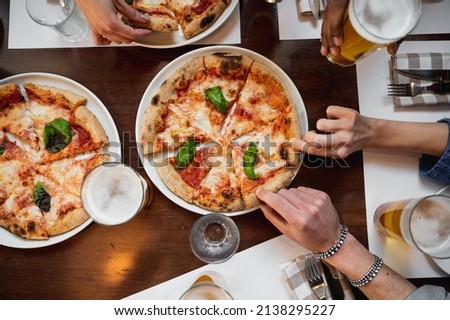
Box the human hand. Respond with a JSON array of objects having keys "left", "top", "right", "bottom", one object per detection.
[
  {"left": 257, "top": 187, "right": 341, "bottom": 253},
  {"left": 320, "top": 0, "right": 349, "bottom": 57},
  {"left": 76, "top": 0, "right": 152, "bottom": 45},
  {"left": 292, "top": 106, "right": 373, "bottom": 158},
  {"left": 320, "top": 0, "right": 402, "bottom": 57}
]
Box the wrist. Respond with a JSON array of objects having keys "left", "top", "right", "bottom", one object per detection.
[{"left": 313, "top": 225, "right": 348, "bottom": 260}]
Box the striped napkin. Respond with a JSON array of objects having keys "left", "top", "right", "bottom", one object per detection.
[
  {"left": 280, "top": 254, "right": 354, "bottom": 300},
  {"left": 390, "top": 53, "right": 450, "bottom": 107}
]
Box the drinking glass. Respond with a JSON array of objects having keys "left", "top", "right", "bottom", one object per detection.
[
  {"left": 189, "top": 214, "right": 240, "bottom": 264},
  {"left": 180, "top": 271, "right": 233, "bottom": 300},
  {"left": 81, "top": 162, "right": 153, "bottom": 225},
  {"left": 327, "top": 0, "right": 422, "bottom": 67},
  {"left": 26, "top": 0, "right": 89, "bottom": 43},
  {"left": 373, "top": 186, "right": 450, "bottom": 259}
]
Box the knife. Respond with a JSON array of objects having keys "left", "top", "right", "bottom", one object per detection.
[
  {"left": 394, "top": 69, "right": 450, "bottom": 82},
  {"left": 320, "top": 261, "right": 345, "bottom": 300}
]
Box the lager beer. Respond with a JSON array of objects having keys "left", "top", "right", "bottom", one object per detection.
[
  {"left": 374, "top": 194, "right": 450, "bottom": 259},
  {"left": 81, "top": 163, "right": 153, "bottom": 225},
  {"left": 327, "top": 0, "right": 421, "bottom": 67},
  {"left": 180, "top": 274, "right": 233, "bottom": 300}
]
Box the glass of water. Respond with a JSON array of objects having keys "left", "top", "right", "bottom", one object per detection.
[
  {"left": 189, "top": 214, "right": 240, "bottom": 264},
  {"left": 26, "top": 0, "right": 89, "bottom": 42}
]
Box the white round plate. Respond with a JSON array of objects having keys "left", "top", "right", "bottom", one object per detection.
[
  {"left": 133, "top": 0, "right": 239, "bottom": 49},
  {"left": 0, "top": 73, "right": 121, "bottom": 249},
  {"left": 135, "top": 46, "right": 308, "bottom": 216},
  {"left": 433, "top": 257, "right": 450, "bottom": 275}
]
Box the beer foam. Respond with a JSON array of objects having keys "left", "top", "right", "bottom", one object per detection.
[
  {"left": 406, "top": 196, "right": 450, "bottom": 258},
  {"left": 350, "top": 0, "right": 421, "bottom": 44},
  {"left": 180, "top": 284, "right": 233, "bottom": 300},
  {"left": 81, "top": 165, "right": 145, "bottom": 225}
]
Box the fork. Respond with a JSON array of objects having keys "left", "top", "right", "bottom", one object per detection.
[
  {"left": 305, "top": 254, "right": 327, "bottom": 300},
  {"left": 388, "top": 82, "right": 450, "bottom": 97}
]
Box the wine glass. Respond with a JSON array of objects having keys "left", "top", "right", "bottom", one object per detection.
[{"left": 189, "top": 214, "right": 240, "bottom": 264}]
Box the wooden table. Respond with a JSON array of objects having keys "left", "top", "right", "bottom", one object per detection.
[{"left": 1, "top": 0, "right": 449, "bottom": 300}]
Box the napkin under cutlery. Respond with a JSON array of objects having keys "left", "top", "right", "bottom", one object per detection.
[
  {"left": 280, "top": 254, "right": 354, "bottom": 300},
  {"left": 390, "top": 52, "right": 450, "bottom": 107}
]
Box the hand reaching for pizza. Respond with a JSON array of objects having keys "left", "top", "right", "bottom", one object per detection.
[
  {"left": 257, "top": 187, "right": 342, "bottom": 253},
  {"left": 75, "top": 0, "right": 152, "bottom": 45}
]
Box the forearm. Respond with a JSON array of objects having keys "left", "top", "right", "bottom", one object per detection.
[
  {"left": 325, "top": 233, "right": 416, "bottom": 299},
  {"left": 367, "top": 119, "right": 449, "bottom": 157}
]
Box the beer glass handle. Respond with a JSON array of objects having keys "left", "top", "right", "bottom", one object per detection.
[{"left": 436, "top": 185, "right": 450, "bottom": 196}]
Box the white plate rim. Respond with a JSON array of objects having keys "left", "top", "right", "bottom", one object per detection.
[
  {"left": 433, "top": 257, "right": 450, "bottom": 275},
  {"left": 132, "top": 0, "right": 239, "bottom": 49},
  {"left": 135, "top": 45, "right": 309, "bottom": 216},
  {"left": 0, "top": 72, "right": 121, "bottom": 249}
]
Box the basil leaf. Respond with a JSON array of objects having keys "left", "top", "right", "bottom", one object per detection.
[
  {"left": 125, "top": 0, "right": 133, "bottom": 4},
  {"left": 175, "top": 138, "right": 196, "bottom": 170},
  {"left": 243, "top": 142, "right": 259, "bottom": 180},
  {"left": 0, "top": 144, "right": 5, "bottom": 156},
  {"left": 204, "top": 86, "right": 230, "bottom": 113},
  {"left": 33, "top": 181, "right": 51, "bottom": 212},
  {"left": 43, "top": 118, "right": 72, "bottom": 153}
]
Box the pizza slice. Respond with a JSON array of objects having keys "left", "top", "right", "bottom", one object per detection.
[
  {"left": 193, "top": 145, "right": 244, "bottom": 212},
  {"left": 156, "top": 140, "right": 216, "bottom": 204},
  {"left": 231, "top": 141, "right": 294, "bottom": 209},
  {"left": 32, "top": 174, "right": 88, "bottom": 237},
  {"left": 29, "top": 101, "right": 108, "bottom": 163},
  {"left": 0, "top": 185, "right": 48, "bottom": 240},
  {"left": 223, "top": 61, "right": 293, "bottom": 141},
  {"left": 0, "top": 132, "right": 36, "bottom": 162},
  {"left": 37, "top": 153, "right": 109, "bottom": 197},
  {"left": 0, "top": 101, "right": 40, "bottom": 150},
  {"left": 126, "top": 0, "right": 179, "bottom": 32},
  {"left": 24, "top": 83, "right": 87, "bottom": 112},
  {"left": 0, "top": 83, "right": 24, "bottom": 108},
  {"left": 171, "top": 0, "right": 231, "bottom": 39}
]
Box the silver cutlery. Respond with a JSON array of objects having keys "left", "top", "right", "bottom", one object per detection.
[
  {"left": 305, "top": 254, "right": 327, "bottom": 300},
  {"left": 388, "top": 82, "right": 450, "bottom": 97},
  {"left": 394, "top": 69, "right": 450, "bottom": 82}
]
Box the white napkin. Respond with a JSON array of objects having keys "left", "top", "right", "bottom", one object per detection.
[
  {"left": 280, "top": 254, "right": 354, "bottom": 300},
  {"left": 390, "top": 53, "right": 450, "bottom": 107}
]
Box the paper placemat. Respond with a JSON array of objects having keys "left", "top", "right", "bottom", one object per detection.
[
  {"left": 278, "top": 1, "right": 450, "bottom": 41},
  {"left": 356, "top": 40, "right": 450, "bottom": 279},
  {"left": 8, "top": 0, "right": 241, "bottom": 49},
  {"left": 125, "top": 235, "right": 310, "bottom": 300}
]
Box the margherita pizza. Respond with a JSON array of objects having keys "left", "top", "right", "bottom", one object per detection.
[
  {"left": 140, "top": 52, "right": 302, "bottom": 212},
  {"left": 0, "top": 82, "right": 109, "bottom": 240},
  {"left": 123, "top": 0, "right": 231, "bottom": 39}
]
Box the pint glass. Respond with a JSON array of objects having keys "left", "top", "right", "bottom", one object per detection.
[
  {"left": 180, "top": 272, "right": 233, "bottom": 300},
  {"left": 327, "top": 0, "right": 421, "bottom": 67},
  {"left": 373, "top": 187, "right": 450, "bottom": 259}
]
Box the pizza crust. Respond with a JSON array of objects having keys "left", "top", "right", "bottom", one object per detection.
[
  {"left": 180, "top": 1, "right": 228, "bottom": 39},
  {"left": 72, "top": 106, "right": 108, "bottom": 145},
  {"left": 157, "top": 162, "right": 195, "bottom": 204}
]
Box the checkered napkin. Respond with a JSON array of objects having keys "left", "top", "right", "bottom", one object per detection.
[
  {"left": 390, "top": 52, "right": 450, "bottom": 107},
  {"left": 280, "top": 254, "right": 354, "bottom": 300}
]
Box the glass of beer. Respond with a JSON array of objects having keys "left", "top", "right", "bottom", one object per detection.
[
  {"left": 327, "top": 0, "right": 422, "bottom": 67},
  {"left": 81, "top": 162, "right": 153, "bottom": 225},
  {"left": 373, "top": 187, "right": 450, "bottom": 259},
  {"left": 189, "top": 214, "right": 240, "bottom": 264},
  {"left": 180, "top": 271, "right": 233, "bottom": 300}
]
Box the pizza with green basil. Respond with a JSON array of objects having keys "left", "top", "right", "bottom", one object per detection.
[
  {"left": 0, "top": 82, "right": 109, "bottom": 240},
  {"left": 140, "top": 52, "right": 302, "bottom": 212}
]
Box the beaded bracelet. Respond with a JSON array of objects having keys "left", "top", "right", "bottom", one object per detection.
[
  {"left": 349, "top": 255, "right": 384, "bottom": 287},
  {"left": 313, "top": 225, "right": 348, "bottom": 260}
]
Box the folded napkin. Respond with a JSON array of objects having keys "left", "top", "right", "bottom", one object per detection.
[
  {"left": 297, "top": 0, "right": 327, "bottom": 19},
  {"left": 280, "top": 254, "right": 354, "bottom": 300},
  {"left": 390, "top": 53, "right": 450, "bottom": 107}
]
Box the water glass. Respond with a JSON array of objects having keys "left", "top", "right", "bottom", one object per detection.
[
  {"left": 190, "top": 214, "right": 240, "bottom": 264},
  {"left": 26, "top": 0, "right": 89, "bottom": 43}
]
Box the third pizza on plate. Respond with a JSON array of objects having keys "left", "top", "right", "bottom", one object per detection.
[{"left": 139, "top": 50, "right": 304, "bottom": 213}]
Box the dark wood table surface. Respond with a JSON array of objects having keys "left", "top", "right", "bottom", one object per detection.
[{"left": 1, "top": 0, "right": 449, "bottom": 300}]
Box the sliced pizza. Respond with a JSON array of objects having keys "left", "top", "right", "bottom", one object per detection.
[
  {"left": 128, "top": 0, "right": 179, "bottom": 32},
  {"left": 231, "top": 141, "right": 294, "bottom": 209},
  {"left": 0, "top": 83, "right": 24, "bottom": 108},
  {"left": 171, "top": 0, "right": 231, "bottom": 39},
  {"left": 223, "top": 61, "right": 293, "bottom": 141},
  {"left": 24, "top": 83, "right": 87, "bottom": 112}
]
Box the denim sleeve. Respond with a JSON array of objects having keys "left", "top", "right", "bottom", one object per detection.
[
  {"left": 418, "top": 118, "right": 450, "bottom": 184},
  {"left": 406, "top": 285, "right": 450, "bottom": 300}
]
